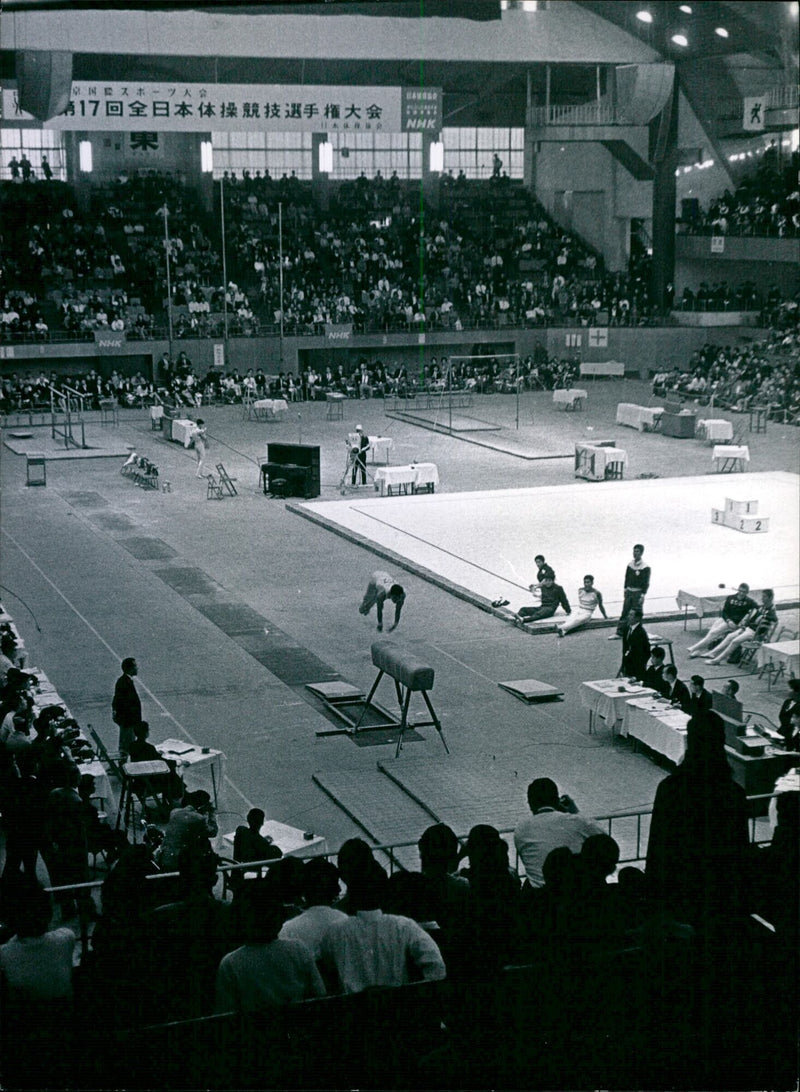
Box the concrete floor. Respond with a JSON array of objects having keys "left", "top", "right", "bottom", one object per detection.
[{"left": 2, "top": 380, "right": 797, "bottom": 861}]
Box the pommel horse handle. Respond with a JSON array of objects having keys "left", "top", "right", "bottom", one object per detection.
[{"left": 354, "top": 640, "right": 449, "bottom": 757}]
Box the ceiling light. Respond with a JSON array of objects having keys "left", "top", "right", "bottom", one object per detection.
[
  {"left": 715, "top": 26, "right": 729, "bottom": 37},
  {"left": 679, "top": 4, "right": 692, "bottom": 12},
  {"left": 636, "top": 10, "right": 653, "bottom": 23},
  {"left": 671, "top": 33, "right": 689, "bottom": 46}
]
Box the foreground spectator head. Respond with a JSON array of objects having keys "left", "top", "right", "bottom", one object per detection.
[
  {"left": 6, "top": 878, "right": 52, "bottom": 938},
  {"left": 419, "top": 823, "right": 460, "bottom": 876},
  {"left": 246, "top": 807, "right": 265, "bottom": 831},
  {"left": 527, "top": 777, "right": 560, "bottom": 813},
  {"left": 541, "top": 845, "right": 575, "bottom": 892},
  {"left": 579, "top": 834, "right": 620, "bottom": 882},
  {"left": 301, "top": 858, "right": 341, "bottom": 907},
  {"left": 240, "top": 882, "right": 285, "bottom": 943},
  {"left": 682, "top": 713, "right": 728, "bottom": 777}
]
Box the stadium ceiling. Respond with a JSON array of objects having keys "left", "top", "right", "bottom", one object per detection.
[{"left": 1, "top": 1, "right": 794, "bottom": 131}]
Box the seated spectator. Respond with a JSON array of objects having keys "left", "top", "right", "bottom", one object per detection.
[
  {"left": 156, "top": 789, "right": 218, "bottom": 872},
  {"left": 705, "top": 588, "right": 777, "bottom": 665},
  {"left": 0, "top": 878, "right": 76, "bottom": 1089},
  {"left": 232, "top": 807, "right": 282, "bottom": 869},
  {"left": 126, "top": 720, "right": 185, "bottom": 804},
  {"left": 138, "top": 846, "right": 235, "bottom": 1022},
  {"left": 320, "top": 863, "right": 446, "bottom": 995},
  {"left": 662, "top": 665, "right": 692, "bottom": 713},
  {"left": 515, "top": 574, "right": 570, "bottom": 624},
  {"left": 643, "top": 646, "right": 668, "bottom": 695},
  {"left": 216, "top": 881, "right": 326, "bottom": 1013},
  {"left": 335, "top": 837, "right": 388, "bottom": 914},
  {"left": 514, "top": 778, "right": 602, "bottom": 891},
  {"left": 279, "top": 858, "right": 347, "bottom": 960},
  {"left": 453, "top": 824, "right": 521, "bottom": 977},
  {"left": 556, "top": 574, "right": 607, "bottom": 637},
  {"left": 778, "top": 678, "right": 800, "bottom": 749}
]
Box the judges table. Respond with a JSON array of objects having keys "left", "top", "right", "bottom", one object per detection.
[
  {"left": 757, "top": 640, "right": 799, "bottom": 680},
  {"left": 580, "top": 679, "right": 658, "bottom": 734},
  {"left": 574, "top": 442, "right": 627, "bottom": 481},
  {"left": 223, "top": 819, "right": 328, "bottom": 860},
  {"left": 156, "top": 739, "right": 226, "bottom": 808},
  {"left": 374, "top": 463, "right": 438, "bottom": 496},
  {"left": 253, "top": 398, "right": 288, "bottom": 420},
  {"left": 580, "top": 361, "right": 625, "bottom": 378},
  {"left": 28, "top": 667, "right": 113, "bottom": 812},
  {"left": 697, "top": 418, "right": 733, "bottom": 443},
  {"left": 553, "top": 388, "right": 587, "bottom": 410},
  {"left": 616, "top": 403, "right": 664, "bottom": 431},
  {"left": 622, "top": 697, "right": 689, "bottom": 764},
  {"left": 713, "top": 444, "right": 749, "bottom": 472}
]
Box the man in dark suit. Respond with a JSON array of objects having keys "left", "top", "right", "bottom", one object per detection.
[
  {"left": 112, "top": 656, "right": 141, "bottom": 759},
  {"left": 620, "top": 610, "right": 650, "bottom": 681},
  {"left": 688, "top": 674, "right": 713, "bottom": 717},
  {"left": 662, "top": 665, "right": 692, "bottom": 712},
  {"left": 643, "top": 646, "right": 668, "bottom": 695}
]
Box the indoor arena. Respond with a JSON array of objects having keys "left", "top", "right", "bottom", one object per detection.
[{"left": 0, "top": 2, "right": 798, "bottom": 1088}]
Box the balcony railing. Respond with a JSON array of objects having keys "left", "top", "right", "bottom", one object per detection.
[{"left": 528, "top": 102, "right": 619, "bottom": 127}]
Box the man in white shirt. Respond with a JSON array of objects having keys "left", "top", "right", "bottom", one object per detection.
[
  {"left": 513, "top": 778, "right": 602, "bottom": 889},
  {"left": 279, "top": 859, "right": 348, "bottom": 961},
  {"left": 320, "top": 872, "right": 446, "bottom": 995}
]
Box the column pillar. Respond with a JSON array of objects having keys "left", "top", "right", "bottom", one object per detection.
[{"left": 651, "top": 71, "right": 679, "bottom": 316}]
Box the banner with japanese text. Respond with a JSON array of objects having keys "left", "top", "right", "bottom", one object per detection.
[{"left": 2, "top": 83, "right": 442, "bottom": 134}]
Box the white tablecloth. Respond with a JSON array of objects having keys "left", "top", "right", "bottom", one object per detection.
[
  {"left": 756, "top": 640, "right": 799, "bottom": 678},
  {"left": 553, "top": 388, "right": 587, "bottom": 408},
  {"left": 223, "top": 818, "right": 328, "bottom": 860},
  {"left": 368, "top": 436, "right": 393, "bottom": 464},
  {"left": 625, "top": 700, "right": 689, "bottom": 764},
  {"left": 581, "top": 360, "right": 625, "bottom": 377},
  {"left": 169, "top": 418, "right": 195, "bottom": 446},
  {"left": 574, "top": 443, "right": 627, "bottom": 481},
  {"left": 156, "top": 739, "right": 226, "bottom": 808},
  {"left": 769, "top": 768, "right": 799, "bottom": 830},
  {"left": 616, "top": 403, "right": 664, "bottom": 430},
  {"left": 374, "top": 463, "right": 438, "bottom": 496},
  {"left": 253, "top": 398, "right": 288, "bottom": 419},
  {"left": 697, "top": 418, "right": 733, "bottom": 442},
  {"left": 713, "top": 444, "right": 749, "bottom": 469},
  {"left": 580, "top": 679, "right": 658, "bottom": 731}
]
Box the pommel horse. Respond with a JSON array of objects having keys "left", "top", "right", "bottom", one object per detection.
[{"left": 353, "top": 641, "right": 449, "bottom": 758}]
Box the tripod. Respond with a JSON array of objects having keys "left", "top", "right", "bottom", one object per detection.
[{"left": 338, "top": 441, "right": 374, "bottom": 495}]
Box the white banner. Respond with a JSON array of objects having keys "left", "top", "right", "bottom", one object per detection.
[
  {"left": 710, "top": 236, "right": 725, "bottom": 253},
  {"left": 742, "top": 96, "right": 766, "bottom": 131},
  {"left": 1, "top": 82, "right": 441, "bottom": 133}
]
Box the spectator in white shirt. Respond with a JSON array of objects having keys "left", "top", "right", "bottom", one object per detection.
[{"left": 320, "top": 868, "right": 446, "bottom": 995}]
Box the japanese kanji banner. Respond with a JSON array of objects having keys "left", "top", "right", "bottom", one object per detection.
[{"left": 1, "top": 82, "right": 441, "bottom": 133}]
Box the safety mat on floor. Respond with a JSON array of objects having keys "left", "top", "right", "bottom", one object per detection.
[{"left": 119, "top": 537, "right": 178, "bottom": 561}]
